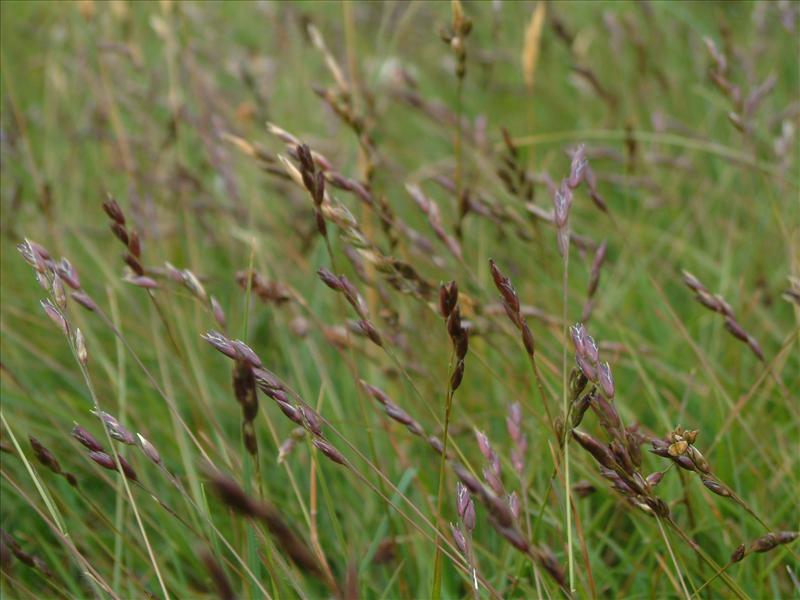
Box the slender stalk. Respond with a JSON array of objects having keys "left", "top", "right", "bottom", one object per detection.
[
  {"left": 691, "top": 561, "right": 733, "bottom": 598},
  {"left": 76, "top": 356, "right": 170, "bottom": 600},
  {"left": 666, "top": 518, "right": 749, "bottom": 600},
  {"left": 432, "top": 350, "right": 456, "bottom": 600},
  {"left": 562, "top": 247, "right": 574, "bottom": 592},
  {"left": 656, "top": 516, "right": 691, "bottom": 600}
]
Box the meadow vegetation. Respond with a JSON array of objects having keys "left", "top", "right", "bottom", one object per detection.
[{"left": 1, "top": 1, "right": 798, "bottom": 598}]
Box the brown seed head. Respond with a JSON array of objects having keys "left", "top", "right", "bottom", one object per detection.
[
  {"left": 730, "top": 544, "right": 746, "bottom": 563},
  {"left": 701, "top": 478, "right": 731, "bottom": 497},
  {"left": 102, "top": 196, "right": 126, "bottom": 225},
  {"left": 29, "top": 437, "right": 62, "bottom": 475}
]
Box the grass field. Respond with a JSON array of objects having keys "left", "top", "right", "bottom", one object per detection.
[{"left": 1, "top": 1, "right": 798, "bottom": 598}]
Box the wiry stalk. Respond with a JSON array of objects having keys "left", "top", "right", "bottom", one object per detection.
[
  {"left": 562, "top": 246, "right": 574, "bottom": 591},
  {"left": 432, "top": 352, "right": 456, "bottom": 600}
]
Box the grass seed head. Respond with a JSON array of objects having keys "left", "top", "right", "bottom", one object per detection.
[{"left": 71, "top": 425, "right": 104, "bottom": 452}]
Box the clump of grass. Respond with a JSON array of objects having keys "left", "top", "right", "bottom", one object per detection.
[{"left": 2, "top": 3, "right": 797, "bottom": 599}]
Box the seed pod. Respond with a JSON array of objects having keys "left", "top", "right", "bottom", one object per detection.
[
  {"left": 137, "top": 434, "right": 162, "bottom": 465},
  {"left": 598, "top": 362, "right": 615, "bottom": 398},
  {"left": 102, "top": 196, "right": 126, "bottom": 224},
  {"left": 51, "top": 275, "right": 67, "bottom": 310},
  {"left": 553, "top": 182, "right": 572, "bottom": 228},
  {"left": 650, "top": 439, "right": 671, "bottom": 458},
  {"left": 450, "top": 524, "right": 468, "bottom": 555},
  {"left": 360, "top": 380, "right": 391, "bottom": 405},
  {"left": 74, "top": 328, "right": 88, "bottom": 365},
  {"left": 93, "top": 411, "right": 136, "bottom": 445},
  {"left": 484, "top": 490, "right": 514, "bottom": 528},
  {"left": 181, "top": 270, "right": 208, "bottom": 303},
  {"left": 668, "top": 440, "right": 688, "bottom": 456},
  {"left": 210, "top": 296, "right": 227, "bottom": 329},
  {"left": 299, "top": 406, "right": 323, "bottom": 437},
  {"left": 29, "top": 437, "right": 62, "bottom": 475},
  {"left": 695, "top": 291, "right": 722, "bottom": 312},
  {"left": 312, "top": 438, "right": 347, "bottom": 466},
  {"left": 584, "top": 335, "right": 599, "bottom": 364},
  {"left": 571, "top": 394, "right": 592, "bottom": 428},
  {"left": 592, "top": 396, "right": 621, "bottom": 433},
  {"left": 88, "top": 451, "right": 138, "bottom": 482},
  {"left": 124, "top": 275, "right": 158, "bottom": 289},
  {"left": 230, "top": 340, "right": 262, "bottom": 368},
  {"left": 508, "top": 491, "right": 520, "bottom": 520},
  {"left": 506, "top": 403, "right": 523, "bottom": 440},
  {"left": 318, "top": 268, "right": 343, "bottom": 292},
  {"left": 569, "top": 323, "right": 586, "bottom": 356},
  {"left": 673, "top": 454, "right": 697, "bottom": 472},
  {"left": 456, "top": 482, "right": 476, "bottom": 531},
  {"left": 646, "top": 471, "right": 664, "bottom": 488},
  {"left": 242, "top": 421, "right": 258, "bottom": 456},
  {"left": 745, "top": 336, "right": 764, "bottom": 361},
  {"left": 750, "top": 533, "right": 779, "bottom": 553},
  {"left": 439, "top": 281, "right": 458, "bottom": 318},
  {"left": 569, "top": 368, "right": 589, "bottom": 398},
  {"left": 701, "top": 478, "right": 731, "bottom": 497},
  {"left": 384, "top": 403, "right": 417, "bottom": 432},
  {"left": 357, "top": 320, "right": 383, "bottom": 347},
  {"left": 71, "top": 425, "right": 104, "bottom": 452},
  {"left": 644, "top": 497, "right": 670, "bottom": 518},
  {"left": 275, "top": 400, "right": 304, "bottom": 425},
  {"left": 774, "top": 531, "right": 800, "bottom": 545},
  {"left": 127, "top": 229, "right": 141, "bottom": 258},
  {"left": 723, "top": 317, "right": 748, "bottom": 343},
  {"left": 71, "top": 291, "right": 98, "bottom": 312},
  {"left": 511, "top": 443, "right": 526, "bottom": 477},
  {"left": 483, "top": 467, "right": 504, "bottom": 497},
  {"left": 730, "top": 544, "right": 746, "bottom": 563},
  {"left": 572, "top": 429, "right": 617, "bottom": 470},
  {"left": 450, "top": 360, "right": 465, "bottom": 391},
  {"left": 203, "top": 331, "right": 238, "bottom": 360},
  {"left": 41, "top": 299, "right": 68, "bottom": 335},
  {"left": 576, "top": 355, "right": 597, "bottom": 382},
  {"left": 686, "top": 446, "right": 710, "bottom": 474},
  {"left": 625, "top": 431, "right": 642, "bottom": 468},
  {"left": 110, "top": 221, "right": 129, "bottom": 246},
  {"left": 682, "top": 271, "right": 705, "bottom": 293},
  {"left": 520, "top": 321, "right": 535, "bottom": 356},
  {"left": 452, "top": 462, "right": 484, "bottom": 496},
  {"left": 610, "top": 440, "right": 635, "bottom": 474},
  {"left": 568, "top": 145, "right": 587, "bottom": 189},
  {"left": 123, "top": 253, "right": 144, "bottom": 276},
  {"left": 55, "top": 258, "right": 80, "bottom": 290},
  {"left": 426, "top": 434, "right": 445, "bottom": 454}
]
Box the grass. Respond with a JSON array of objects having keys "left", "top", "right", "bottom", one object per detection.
[{"left": 1, "top": 1, "right": 798, "bottom": 598}]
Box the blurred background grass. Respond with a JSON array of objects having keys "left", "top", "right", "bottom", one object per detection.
[{"left": 1, "top": 1, "right": 798, "bottom": 598}]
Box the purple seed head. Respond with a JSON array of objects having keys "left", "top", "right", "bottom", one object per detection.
[
  {"left": 71, "top": 425, "right": 104, "bottom": 452},
  {"left": 598, "top": 362, "right": 615, "bottom": 398}
]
